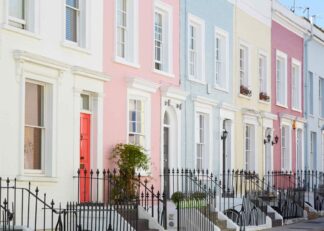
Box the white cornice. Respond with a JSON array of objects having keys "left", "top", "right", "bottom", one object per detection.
[
  {"left": 218, "top": 102, "right": 240, "bottom": 112},
  {"left": 71, "top": 66, "right": 111, "bottom": 82},
  {"left": 13, "top": 50, "right": 70, "bottom": 71},
  {"left": 127, "top": 77, "right": 160, "bottom": 94},
  {"left": 260, "top": 111, "right": 278, "bottom": 120},
  {"left": 193, "top": 96, "right": 218, "bottom": 107},
  {"left": 160, "top": 86, "right": 187, "bottom": 102},
  {"left": 236, "top": 0, "right": 271, "bottom": 27}
]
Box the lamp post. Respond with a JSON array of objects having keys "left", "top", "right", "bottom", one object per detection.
[{"left": 221, "top": 129, "right": 228, "bottom": 194}]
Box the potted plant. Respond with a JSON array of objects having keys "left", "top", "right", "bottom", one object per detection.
[
  {"left": 259, "top": 92, "right": 270, "bottom": 102},
  {"left": 240, "top": 85, "right": 252, "bottom": 97},
  {"left": 110, "top": 143, "right": 149, "bottom": 202}
]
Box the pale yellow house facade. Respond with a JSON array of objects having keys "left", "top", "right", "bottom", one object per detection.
[{"left": 232, "top": 0, "right": 277, "bottom": 175}]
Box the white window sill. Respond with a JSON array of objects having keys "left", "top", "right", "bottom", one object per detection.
[
  {"left": 2, "top": 24, "right": 41, "bottom": 40},
  {"left": 188, "top": 78, "right": 206, "bottom": 85},
  {"left": 17, "top": 175, "right": 58, "bottom": 183},
  {"left": 238, "top": 94, "right": 252, "bottom": 100},
  {"left": 114, "top": 57, "right": 140, "bottom": 69},
  {"left": 292, "top": 107, "right": 302, "bottom": 113},
  {"left": 214, "top": 85, "right": 229, "bottom": 93},
  {"left": 61, "top": 41, "right": 91, "bottom": 55},
  {"left": 153, "top": 69, "right": 175, "bottom": 78},
  {"left": 276, "top": 103, "right": 288, "bottom": 109},
  {"left": 259, "top": 100, "right": 271, "bottom": 105}
]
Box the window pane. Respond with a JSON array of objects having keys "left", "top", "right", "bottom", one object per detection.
[
  {"left": 66, "top": 0, "right": 79, "bottom": 8},
  {"left": 9, "top": 0, "right": 25, "bottom": 20},
  {"left": 66, "top": 6, "right": 78, "bottom": 42},
  {"left": 25, "top": 82, "right": 43, "bottom": 126},
  {"left": 81, "top": 94, "right": 90, "bottom": 111},
  {"left": 24, "top": 126, "right": 42, "bottom": 170}
]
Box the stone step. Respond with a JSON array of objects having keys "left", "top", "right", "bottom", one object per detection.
[
  {"left": 267, "top": 212, "right": 275, "bottom": 220},
  {"left": 272, "top": 219, "right": 283, "bottom": 227}
]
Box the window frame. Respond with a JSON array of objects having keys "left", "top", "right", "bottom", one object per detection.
[
  {"left": 5, "top": 0, "right": 39, "bottom": 34},
  {"left": 244, "top": 124, "right": 255, "bottom": 171},
  {"left": 187, "top": 14, "right": 205, "bottom": 83},
  {"left": 64, "top": 0, "right": 87, "bottom": 48},
  {"left": 114, "top": 0, "right": 139, "bottom": 66},
  {"left": 153, "top": 1, "right": 173, "bottom": 75},
  {"left": 319, "top": 77, "right": 324, "bottom": 118},
  {"left": 291, "top": 58, "right": 302, "bottom": 112},
  {"left": 239, "top": 42, "right": 250, "bottom": 90},
  {"left": 214, "top": 27, "right": 229, "bottom": 92},
  {"left": 281, "top": 124, "right": 291, "bottom": 171},
  {"left": 23, "top": 76, "right": 55, "bottom": 176},
  {"left": 24, "top": 80, "right": 46, "bottom": 173},
  {"left": 276, "top": 50, "right": 288, "bottom": 108},
  {"left": 309, "top": 72, "right": 314, "bottom": 115},
  {"left": 196, "top": 113, "right": 208, "bottom": 170},
  {"left": 127, "top": 89, "right": 151, "bottom": 154},
  {"left": 258, "top": 51, "right": 268, "bottom": 95}
]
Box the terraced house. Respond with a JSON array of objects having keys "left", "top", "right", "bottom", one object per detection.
[
  {"left": 1, "top": 0, "right": 324, "bottom": 231},
  {"left": 233, "top": 0, "right": 276, "bottom": 175}
]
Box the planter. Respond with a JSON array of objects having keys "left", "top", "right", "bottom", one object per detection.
[
  {"left": 240, "top": 85, "right": 252, "bottom": 97},
  {"left": 259, "top": 92, "right": 270, "bottom": 102}
]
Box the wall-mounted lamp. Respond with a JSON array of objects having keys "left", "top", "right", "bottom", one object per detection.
[
  {"left": 165, "top": 99, "right": 171, "bottom": 106},
  {"left": 292, "top": 120, "right": 297, "bottom": 130},
  {"left": 272, "top": 135, "right": 279, "bottom": 145}
]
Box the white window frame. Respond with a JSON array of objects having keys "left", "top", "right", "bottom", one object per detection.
[
  {"left": 154, "top": 1, "right": 173, "bottom": 75},
  {"left": 239, "top": 42, "right": 250, "bottom": 90},
  {"left": 296, "top": 128, "right": 304, "bottom": 171},
  {"left": 22, "top": 74, "right": 56, "bottom": 177},
  {"left": 4, "top": 0, "right": 39, "bottom": 34},
  {"left": 127, "top": 89, "right": 151, "bottom": 154},
  {"left": 291, "top": 58, "right": 302, "bottom": 111},
  {"left": 244, "top": 124, "right": 255, "bottom": 171},
  {"left": 194, "top": 101, "right": 212, "bottom": 170},
  {"left": 188, "top": 14, "right": 205, "bottom": 83},
  {"left": 309, "top": 72, "right": 314, "bottom": 115},
  {"left": 258, "top": 51, "right": 268, "bottom": 94},
  {"left": 276, "top": 50, "right": 288, "bottom": 107},
  {"left": 319, "top": 77, "right": 324, "bottom": 118},
  {"left": 64, "top": 0, "right": 87, "bottom": 48},
  {"left": 281, "top": 124, "right": 291, "bottom": 171},
  {"left": 214, "top": 27, "right": 229, "bottom": 91},
  {"left": 114, "top": 0, "right": 139, "bottom": 66}
]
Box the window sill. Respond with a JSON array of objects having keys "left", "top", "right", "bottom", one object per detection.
[
  {"left": 188, "top": 78, "right": 206, "bottom": 85},
  {"left": 2, "top": 24, "right": 41, "bottom": 40},
  {"left": 61, "top": 41, "right": 91, "bottom": 55},
  {"left": 292, "top": 107, "right": 302, "bottom": 113},
  {"left": 17, "top": 175, "right": 58, "bottom": 183},
  {"left": 275, "top": 103, "right": 288, "bottom": 109},
  {"left": 258, "top": 100, "right": 271, "bottom": 105},
  {"left": 153, "top": 69, "right": 175, "bottom": 78},
  {"left": 214, "top": 85, "right": 229, "bottom": 93},
  {"left": 114, "top": 57, "right": 140, "bottom": 69},
  {"left": 238, "top": 94, "right": 252, "bottom": 100}
]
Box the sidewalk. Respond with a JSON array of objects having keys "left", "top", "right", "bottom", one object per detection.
[{"left": 267, "top": 217, "right": 324, "bottom": 231}]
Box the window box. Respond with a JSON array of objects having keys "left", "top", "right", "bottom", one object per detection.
[
  {"left": 259, "top": 92, "right": 270, "bottom": 102},
  {"left": 240, "top": 85, "right": 252, "bottom": 97}
]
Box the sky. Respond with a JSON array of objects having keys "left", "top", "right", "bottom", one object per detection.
[{"left": 279, "top": 0, "right": 324, "bottom": 28}]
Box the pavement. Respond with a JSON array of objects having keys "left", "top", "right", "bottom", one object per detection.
[{"left": 266, "top": 217, "right": 324, "bottom": 231}]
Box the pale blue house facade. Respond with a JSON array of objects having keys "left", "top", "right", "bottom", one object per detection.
[
  {"left": 304, "top": 26, "right": 324, "bottom": 172},
  {"left": 180, "top": 0, "right": 236, "bottom": 173}
]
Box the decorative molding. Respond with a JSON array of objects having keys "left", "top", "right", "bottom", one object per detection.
[
  {"left": 218, "top": 102, "right": 240, "bottom": 112},
  {"left": 160, "top": 86, "right": 187, "bottom": 102},
  {"left": 193, "top": 95, "right": 218, "bottom": 107},
  {"left": 71, "top": 66, "right": 111, "bottom": 82},
  {"left": 127, "top": 77, "right": 160, "bottom": 94},
  {"left": 260, "top": 111, "right": 278, "bottom": 121},
  {"left": 13, "top": 50, "right": 69, "bottom": 71}
]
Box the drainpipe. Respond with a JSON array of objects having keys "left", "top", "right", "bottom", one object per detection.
[{"left": 304, "top": 18, "right": 314, "bottom": 170}]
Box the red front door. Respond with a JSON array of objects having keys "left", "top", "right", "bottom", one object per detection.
[{"left": 80, "top": 113, "right": 91, "bottom": 202}]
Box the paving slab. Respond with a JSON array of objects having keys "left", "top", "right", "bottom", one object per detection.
[{"left": 266, "top": 217, "right": 324, "bottom": 231}]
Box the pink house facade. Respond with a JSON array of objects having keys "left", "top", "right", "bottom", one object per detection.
[
  {"left": 103, "top": 0, "right": 185, "bottom": 185},
  {"left": 271, "top": 17, "right": 305, "bottom": 173}
]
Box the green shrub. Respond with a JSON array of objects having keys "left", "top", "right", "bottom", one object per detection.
[{"left": 171, "top": 191, "right": 185, "bottom": 204}]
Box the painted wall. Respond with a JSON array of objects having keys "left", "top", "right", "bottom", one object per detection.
[
  {"left": 179, "top": 0, "right": 234, "bottom": 173},
  {"left": 271, "top": 20, "right": 304, "bottom": 172},
  {"left": 103, "top": 0, "right": 181, "bottom": 187},
  {"left": 0, "top": 0, "right": 106, "bottom": 203},
  {"left": 233, "top": 2, "right": 273, "bottom": 175},
  {"left": 305, "top": 37, "right": 324, "bottom": 171}
]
